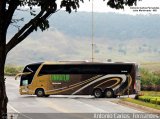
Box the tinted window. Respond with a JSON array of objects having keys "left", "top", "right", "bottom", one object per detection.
[{"left": 39, "top": 64, "right": 133, "bottom": 75}]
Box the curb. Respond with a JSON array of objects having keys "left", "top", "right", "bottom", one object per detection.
[{"left": 116, "top": 100, "right": 160, "bottom": 113}]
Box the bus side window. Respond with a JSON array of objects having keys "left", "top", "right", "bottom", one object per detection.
[{"left": 22, "top": 80, "right": 28, "bottom": 86}]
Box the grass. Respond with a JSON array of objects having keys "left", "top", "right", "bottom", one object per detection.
[
  {"left": 122, "top": 98, "right": 160, "bottom": 110},
  {"left": 141, "top": 91, "right": 160, "bottom": 96}
]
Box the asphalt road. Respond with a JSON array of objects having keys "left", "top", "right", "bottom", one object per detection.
[{"left": 5, "top": 76, "right": 143, "bottom": 119}]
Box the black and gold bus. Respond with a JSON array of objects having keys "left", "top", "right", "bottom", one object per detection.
[{"left": 15, "top": 61, "right": 140, "bottom": 98}]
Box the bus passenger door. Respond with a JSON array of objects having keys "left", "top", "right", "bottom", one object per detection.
[{"left": 20, "top": 79, "right": 29, "bottom": 94}]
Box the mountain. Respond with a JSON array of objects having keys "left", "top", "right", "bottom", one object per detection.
[
  {"left": 49, "top": 11, "right": 160, "bottom": 40},
  {"left": 6, "top": 11, "right": 160, "bottom": 65}
]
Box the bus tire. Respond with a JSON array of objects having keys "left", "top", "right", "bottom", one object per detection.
[
  {"left": 35, "top": 89, "right": 45, "bottom": 97},
  {"left": 93, "top": 88, "right": 103, "bottom": 98},
  {"left": 104, "top": 89, "right": 114, "bottom": 98}
]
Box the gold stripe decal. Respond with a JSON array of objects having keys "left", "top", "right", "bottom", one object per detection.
[
  {"left": 72, "top": 74, "right": 126, "bottom": 95},
  {"left": 123, "top": 75, "right": 132, "bottom": 93},
  {"left": 45, "top": 75, "right": 102, "bottom": 94},
  {"left": 94, "top": 78, "right": 121, "bottom": 89}
]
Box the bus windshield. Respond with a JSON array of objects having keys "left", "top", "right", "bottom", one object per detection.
[{"left": 20, "top": 63, "right": 42, "bottom": 86}]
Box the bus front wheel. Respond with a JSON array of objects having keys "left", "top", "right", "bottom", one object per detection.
[
  {"left": 104, "top": 89, "right": 114, "bottom": 98},
  {"left": 36, "top": 89, "right": 45, "bottom": 97},
  {"left": 93, "top": 89, "right": 103, "bottom": 98}
]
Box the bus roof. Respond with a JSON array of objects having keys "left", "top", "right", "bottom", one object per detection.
[
  {"left": 25, "top": 61, "right": 137, "bottom": 66},
  {"left": 42, "top": 61, "right": 136, "bottom": 65}
]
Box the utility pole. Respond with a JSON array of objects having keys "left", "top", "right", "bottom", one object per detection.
[{"left": 91, "top": 0, "right": 94, "bottom": 62}]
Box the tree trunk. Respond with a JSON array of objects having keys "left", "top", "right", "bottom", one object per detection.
[
  {"left": 0, "top": 48, "right": 8, "bottom": 119},
  {"left": 0, "top": 30, "right": 8, "bottom": 119}
]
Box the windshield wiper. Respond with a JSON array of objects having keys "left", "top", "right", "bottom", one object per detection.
[{"left": 26, "top": 67, "right": 33, "bottom": 72}]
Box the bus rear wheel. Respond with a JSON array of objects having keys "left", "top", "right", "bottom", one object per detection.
[
  {"left": 93, "top": 89, "right": 103, "bottom": 98},
  {"left": 104, "top": 89, "right": 114, "bottom": 98},
  {"left": 36, "top": 89, "right": 45, "bottom": 97}
]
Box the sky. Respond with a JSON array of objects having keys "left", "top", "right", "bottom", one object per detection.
[{"left": 76, "top": 0, "right": 160, "bottom": 15}]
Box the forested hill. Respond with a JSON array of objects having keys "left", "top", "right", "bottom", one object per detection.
[{"left": 49, "top": 11, "right": 160, "bottom": 40}]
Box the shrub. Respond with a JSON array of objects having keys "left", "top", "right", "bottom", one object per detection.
[
  {"left": 138, "top": 96, "right": 160, "bottom": 105},
  {"left": 150, "top": 98, "right": 156, "bottom": 104},
  {"left": 150, "top": 98, "right": 160, "bottom": 105},
  {"left": 5, "top": 65, "right": 23, "bottom": 76},
  {"left": 157, "top": 99, "right": 160, "bottom": 105},
  {"left": 140, "top": 68, "right": 160, "bottom": 90},
  {"left": 138, "top": 96, "right": 144, "bottom": 101}
]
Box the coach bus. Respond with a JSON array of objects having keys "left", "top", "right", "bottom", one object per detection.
[{"left": 15, "top": 61, "right": 140, "bottom": 98}]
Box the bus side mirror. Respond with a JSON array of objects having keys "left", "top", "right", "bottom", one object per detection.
[
  {"left": 15, "top": 72, "right": 32, "bottom": 80},
  {"left": 15, "top": 73, "right": 21, "bottom": 80}
]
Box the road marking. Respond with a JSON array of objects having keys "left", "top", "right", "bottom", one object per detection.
[
  {"left": 8, "top": 104, "right": 19, "bottom": 113},
  {"left": 8, "top": 104, "right": 33, "bottom": 119}
]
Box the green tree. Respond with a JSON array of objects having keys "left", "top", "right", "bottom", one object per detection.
[
  {"left": 140, "top": 68, "right": 160, "bottom": 86},
  {"left": 0, "top": 0, "right": 138, "bottom": 117}
]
